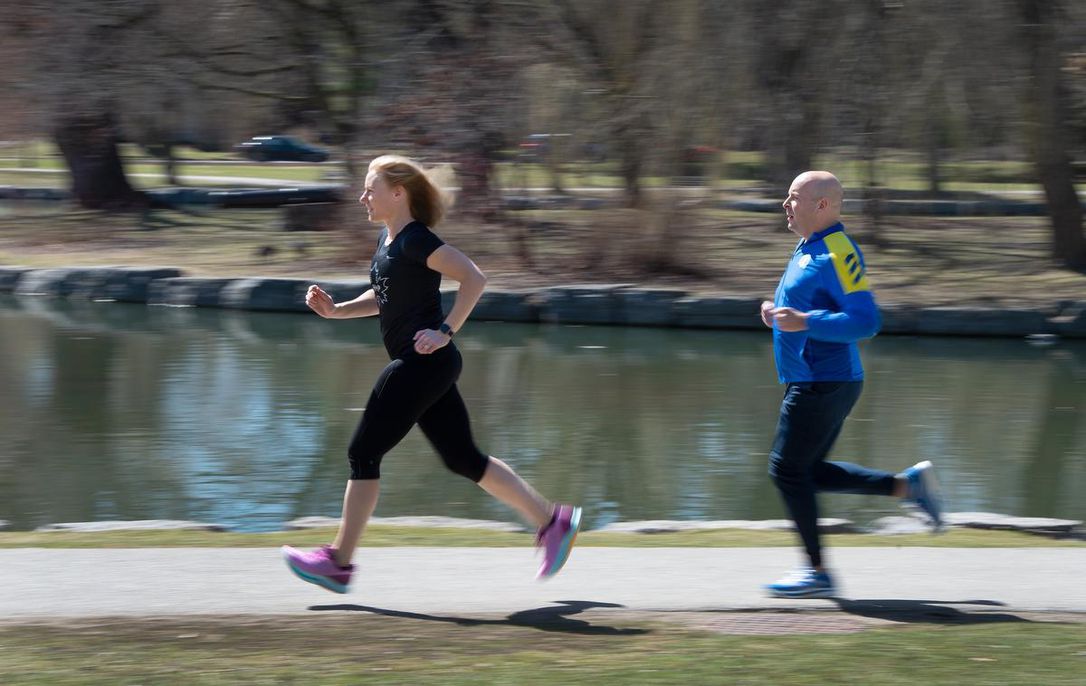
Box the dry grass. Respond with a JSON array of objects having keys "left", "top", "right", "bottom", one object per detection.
[
  {"left": 0, "top": 526, "right": 1080, "bottom": 549},
  {"left": 2, "top": 614, "right": 1085, "bottom": 685}
]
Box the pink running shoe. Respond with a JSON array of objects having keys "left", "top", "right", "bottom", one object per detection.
[
  {"left": 282, "top": 545, "right": 354, "bottom": 594},
  {"left": 536, "top": 505, "right": 582, "bottom": 580}
]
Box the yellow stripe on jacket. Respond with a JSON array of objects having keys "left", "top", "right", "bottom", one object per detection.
[{"left": 823, "top": 232, "right": 871, "bottom": 294}]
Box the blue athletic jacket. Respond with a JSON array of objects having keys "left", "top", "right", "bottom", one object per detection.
[{"left": 772, "top": 222, "right": 880, "bottom": 383}]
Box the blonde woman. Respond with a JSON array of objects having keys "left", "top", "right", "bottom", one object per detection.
[{"left": 283, "top": 155, "right": 581, "bottom": 593}]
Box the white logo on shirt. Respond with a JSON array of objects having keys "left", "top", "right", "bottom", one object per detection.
[
  {"left": 798, "top": 254, "right": 812, "bottom": 268},
  {"left": 373, "top": 273, "right": 390, "bottom": 306}
]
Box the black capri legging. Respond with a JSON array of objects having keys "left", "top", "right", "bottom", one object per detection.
[{"left": 347, "top": 344, "right": 490, "bottom": 482}]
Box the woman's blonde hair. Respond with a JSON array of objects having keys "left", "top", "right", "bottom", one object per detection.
[{"left": 368, "top": 155, "right": 454, "bottom": 227}]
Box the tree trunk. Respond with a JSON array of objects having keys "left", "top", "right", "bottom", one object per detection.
[
  {"left": 164, "top": 143, "right": 180, "bottom": 187},
  {"left": 763, "top": 60, "right": 817, "bottom": 187},
  {"left": 54, "top": 112, "right": 147, "bottom": 211},
  {"left": 925, "top": 130, "right": 942, "bottom": 196},
  {"left": 922, "top": 58, "right": 952, "bottom": 197},
  {"left": 620, "top": 149, "right": 642, "bottom": 208},
  {"left": 784, "top": 107, "right": 816, "bottom": 185},
  {"left": 456, "top": 141, "right": 503, "bottom": 222},
  {"left": 455, "top": 148, "right": 502, "bottom": 222},
  {"left": 925, "top": 80, "right": 945, "bottom": 196},
  {"left": 615, "top": 122, "right": 643, "bottom": 208},
  {"left": 1017, "top": 0, "right": 1086, "bottom": 269},
  {"left": 753, "top": 0, "right": 826, "bottom": 188},
  {"left": 861, "top": 139, "right": 884, "bottom": 242}
]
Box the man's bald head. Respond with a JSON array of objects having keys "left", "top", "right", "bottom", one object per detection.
[
  {"left": 783, "top": 171, "right": 844, "bottom": 237},
  {"left": 795, "top": 171, "right": 843, "bottom": 210}
]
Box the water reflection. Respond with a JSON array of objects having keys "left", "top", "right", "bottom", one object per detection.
[{"left": 0, "top": 295, "right": 1083, "bottom": 532}]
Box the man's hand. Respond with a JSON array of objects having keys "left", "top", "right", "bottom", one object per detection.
[
  {"left": 760, "top": 301, "right": 775, "bottom": 328},
  {"left": 306, "top": 284, "right": 336, "bottom": 318},
  {"left": 771, "top": 306, "right": 809, "bottom": 332}
]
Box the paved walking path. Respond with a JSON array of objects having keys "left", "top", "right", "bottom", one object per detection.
[{"left": 2, "top": 547, "right": 1083, "bottom": 620}]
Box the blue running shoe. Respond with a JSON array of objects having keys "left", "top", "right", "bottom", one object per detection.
[
  {"left": 901, "top": 460, "right": 945, "bottom": 532},
  {"left": 765, "top": 568, "right": 836, "bottom": 598}
]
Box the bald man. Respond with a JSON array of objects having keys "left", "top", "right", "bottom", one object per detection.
[{"left": 758, "top": 171, "right": 944, "bottom": 598}]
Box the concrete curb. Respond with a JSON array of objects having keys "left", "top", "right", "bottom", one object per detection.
[
  {"left": 1, "top": 266, "right": 1083, "bottom": 338},
  {"left": 595, "top": 518, "right": 859, "bottom": 534},
  {"left": 286, "top": 516, "right": 526, "bottom": 532},
  {"left": 35, "top": 520, "right": 225, "bottom": 533},
  {"left": 20, "top": 512, "right": 1083, "bottom": 538}
]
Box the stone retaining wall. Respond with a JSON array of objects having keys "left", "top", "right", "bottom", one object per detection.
[{"left": 1, "top": 265, "right": 1084, "bottom": 338}]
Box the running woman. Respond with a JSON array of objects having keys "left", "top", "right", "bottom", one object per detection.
[
  {"left": 283, "top": 155, "right": 580, "bottom": 593},
  {"left": 760, "top": 170, "right": 944, "bottom": 599}
]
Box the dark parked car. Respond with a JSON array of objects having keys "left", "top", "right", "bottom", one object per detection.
[{"left": 235, "top": 135, "right": 329, "bottom": 162}]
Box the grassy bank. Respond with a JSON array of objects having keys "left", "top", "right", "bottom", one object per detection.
[
  {"left": 4, "top": 141, "right": 1085, "bottom": 308},
  {"left": 2, "top": 614, "right": 1083, "bottom": 685},
  {"left": 0, "top": 526, "right": 1081, "bottom": 549}
]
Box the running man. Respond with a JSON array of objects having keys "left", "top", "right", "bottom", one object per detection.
[{"left": 761, "top": 170, "right": 943, "bottom": 598}]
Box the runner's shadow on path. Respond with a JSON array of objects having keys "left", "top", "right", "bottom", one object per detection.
[
  {"left": 310, "top": 599, "right": 649, "bottom": 635},
  {"left": 831, "top": 598, "right": 1032, "bottom": 625}
]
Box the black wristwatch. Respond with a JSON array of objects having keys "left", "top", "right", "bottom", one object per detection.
[{"left": 439, "top": 322, "right": 454, "bottom": 337}]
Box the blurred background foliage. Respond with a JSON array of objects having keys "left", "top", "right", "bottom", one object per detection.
[{"left": 0, "top": 0, "right": 1083, "bottom": 267}]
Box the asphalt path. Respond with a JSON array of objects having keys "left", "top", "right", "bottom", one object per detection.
[{"left": 2, "top": 547, "right": 1083, "bottom": 620}]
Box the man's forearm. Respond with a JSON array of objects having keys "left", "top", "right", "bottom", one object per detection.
[{"left": 805, "top": 306, "right": 881, "bottom": 342}]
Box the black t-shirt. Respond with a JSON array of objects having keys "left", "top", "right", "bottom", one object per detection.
[{"left": 370, "top": 221, "right": 446, "bottom": 358}]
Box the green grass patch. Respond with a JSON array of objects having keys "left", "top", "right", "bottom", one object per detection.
[
  {"left": 3, "top": 152, "right": 1075, "bottom": 196},
  {"left": 0, "top": 170, "right": 67, "bottom": 187},
  {"left": 142, "top": 163, "right": 329, "bottom": 183},
  {"left": 0, "top": 161, "right": 325, "bottom": 186},
  {"left": 0, "top": 526, "right": 1080, "bottom": 549},
  {"left": 0, "top": 615, "right": 1083, "bottom": 685}
]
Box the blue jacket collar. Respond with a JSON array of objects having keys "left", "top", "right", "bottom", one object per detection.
[
  {"left": 804, "top": 222, "right": 844, "bottom": 245},
  {"left": 805, "top": 222, "right": 844, "bottom": 244}
]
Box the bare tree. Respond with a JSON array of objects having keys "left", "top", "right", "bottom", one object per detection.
[
  {"left": 8, "top": 2, "right": 162, "bottom": 209},
  {"left": 386, "top": 0, "right": 521, "bottom": 219},
  {"left": 4, "top": 1, "right": 295, "bottom": 209},
  {"left": 745, "top": 0, "right": 841, "bottom": 187},
  {"left": 1014, "top": 0, "right": 1085, "bottom": 269},
  {"left": 509, "top": 0, "right": 664, "bottom": 207},
  {"left": 258, "top": 0, "right": 371, "bottom": 185}
]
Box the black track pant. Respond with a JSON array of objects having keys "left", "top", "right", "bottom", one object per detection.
[
  {"left": 768, "top": 381, "right": 896, "bottom": 568},
  {"left": 347, "top": 345, "right": 490, "bottom": 482}
]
